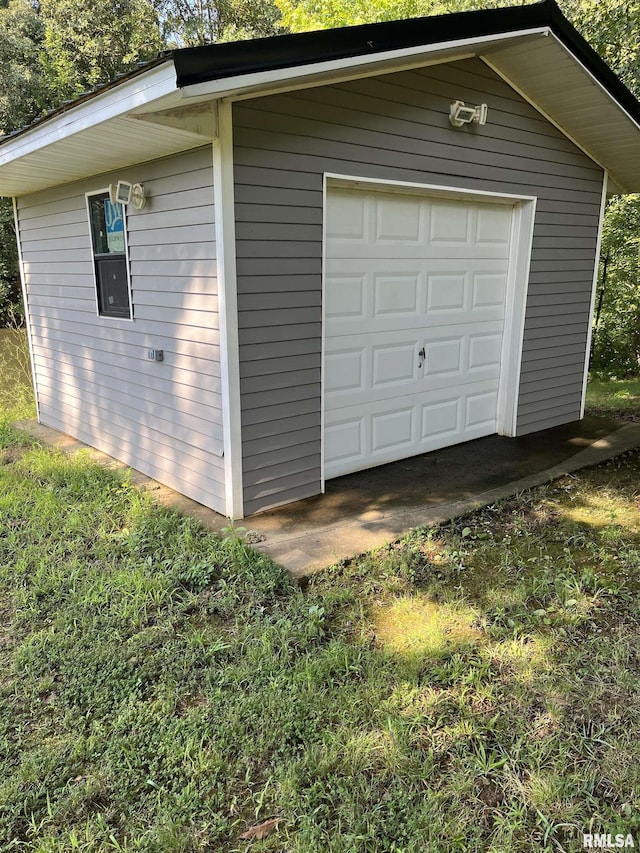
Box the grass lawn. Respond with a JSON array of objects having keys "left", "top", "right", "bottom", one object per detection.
[
  {"left": 0, "top": 341, "right": 639, "bottom": 851},
  {"left": 585, "top": 376, "right": 640, "bottom": 422}
]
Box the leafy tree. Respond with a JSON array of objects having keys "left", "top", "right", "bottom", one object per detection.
[
  {"left": 0, "top": 0, "right": 49, "bottom": 325},
  {"left": 156, "top": 0, "right": 282, "bottom": 46},
  {"left": 0, "top": 0, "right": 48, "bottom": 135},
  {"left": 275, "top": 0, "right": 448, "bottom": 31},
  {"left": 39, "top": 0, "right": 164, "bottom": 101},
  {"left": 591, "top": 195, "right": 640, "bottom": 376},
  {"left": 562, "top": 0, "right": 640, "bottom": 94},
  {"left": 0, "top": 201, "right": 21, "bottom": 324}
]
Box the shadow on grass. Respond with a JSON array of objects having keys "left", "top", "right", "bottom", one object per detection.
[{"left": 1, "top": 442, "right": 639, "bottom": 852}]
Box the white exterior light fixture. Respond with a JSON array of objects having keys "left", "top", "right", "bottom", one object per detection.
[
  {"left": 449, "top": 100, "right": 488, "bottom": 128},
  {"left": 108, "top": 180, "right": 148, "bottom": 210}
]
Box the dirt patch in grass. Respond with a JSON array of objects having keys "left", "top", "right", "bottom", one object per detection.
[{"left": 0, "top": 445, "right": 27, "bottom": 465}]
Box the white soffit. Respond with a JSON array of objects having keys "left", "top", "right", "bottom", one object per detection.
[
  {"left": 0, "top": 62, "right": 210, "bottom": 196},
  {"left": 483, "top": 34, "right": 640, "bottom": 194}
]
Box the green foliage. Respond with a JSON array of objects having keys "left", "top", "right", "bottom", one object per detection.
[
  {"left": 1, "top": 425, "right": 640, "bottom": 849},
  {"left": 275, "top": 0, "right": 448, "bottom": 31},
  {"left": 39, "top": 0, "right": 164, "bottom": 101},
  {"left": 0, "top": 0, "right": 48, "bottom": 135},
  {"left": 562, "top": 0, "right": 640, "bottom": 95},
  {"left": 157, "top": 0, "right": 283, "bottom": 46},
  {"left": 591, "top": 195, "right": 640, "bottom": 377},
  {"left": 0, "top": 198, "right": 22, "bottom": 324}
]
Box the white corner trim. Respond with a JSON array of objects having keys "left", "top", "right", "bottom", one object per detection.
[
  {"left": 213, "top": 101, "right": 244, "bottom": 519},
  {"left": 497, "top": 196, "right": 537, "bottom": 437},
  {"left": 580, "top": 170, "right": 608, "bottom": 418},
  {"left": 0, "top": 62, "right": 177, "bottom": 167},
  {"left": 12, "top": 198, "right": 40, "bottom": 422},
  {"left": 181, "top": 27, "right": 551, "bottom": 102},
  {"left": 320, "top": 174, "right": 328, "bottom": 494}
]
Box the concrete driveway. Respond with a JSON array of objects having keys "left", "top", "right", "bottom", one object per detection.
[{"left": 16, "top": 415, "right": 640, "bottom": 577}]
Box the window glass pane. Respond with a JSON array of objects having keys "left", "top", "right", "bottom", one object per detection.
[
  {"left": 104, "top": 199, "right": 126, "bottom": 253},
  {"left": 96, "top": 256, "right": 130, "bottom": 317},
  {"left": 89, "top": 193, "right": 125, "bottom": 255}
]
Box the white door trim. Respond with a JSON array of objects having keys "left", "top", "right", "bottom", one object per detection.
[
  {"left": 496, "top": 196, "right": 537, "bottom": 436},
  {"left": 580, "top": 170, "right": 608, "bottom": 419},
  {"left": 213, "top": 101, "right": 244, "bottom": 518},
  {"left": 321, "top": 173, "right": 537, "bottom": 481}
]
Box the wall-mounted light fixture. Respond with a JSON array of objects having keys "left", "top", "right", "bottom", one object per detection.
[
  {"left": 108, "top": 180, "right": 148, "bottom": 210},
  {"left": 449, "top": 100, "right": 488, "bottom": 128}
]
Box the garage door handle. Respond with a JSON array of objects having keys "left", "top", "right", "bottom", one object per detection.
[{"left": 418, "top": 347, "right": 426, "bottom": 368}]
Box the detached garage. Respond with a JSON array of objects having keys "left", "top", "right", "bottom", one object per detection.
[{"left": 1, "top": 0, "right": 640, "bottom": 518}]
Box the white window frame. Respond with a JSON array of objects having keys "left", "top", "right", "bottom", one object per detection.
[{"left": 85, "top": 188, "right": 134, "bottom": 321}]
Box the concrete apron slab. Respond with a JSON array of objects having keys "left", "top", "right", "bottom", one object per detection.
[
  {"left": 13, "top": 418, "right": 640, "bottom": 578},
  {"left": 259, "top": 423, "right": 640, "bottom": 576}
]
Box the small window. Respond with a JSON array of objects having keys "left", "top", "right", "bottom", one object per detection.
[{"left": 88, "top": 191, "right": 132, "bottom": 318}]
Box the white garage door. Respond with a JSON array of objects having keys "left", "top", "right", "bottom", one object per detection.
[{"left": 324, "top": 186, "right": 513, "bottom": 479}]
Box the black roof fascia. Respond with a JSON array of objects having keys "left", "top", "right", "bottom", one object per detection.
[{"left": 173, "top": 0, "right": 640, "bottom": 126}]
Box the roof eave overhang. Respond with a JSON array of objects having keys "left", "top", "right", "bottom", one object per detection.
[
  {"left": 178, "top": 27, "right": 550, "bottom": 101},
  {"left": 175, "top": 26, "right": 639, "bottom": 194},
  {"left": 1, "top": 7, "right": 639, "bottom": 196}
]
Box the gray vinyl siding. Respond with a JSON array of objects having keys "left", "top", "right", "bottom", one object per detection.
[
  {"left": 18, "top": 146, "right": 225, "bottom": 513},
  {"left": 234, "top": 57, "right": 603, "bottom": 515}
]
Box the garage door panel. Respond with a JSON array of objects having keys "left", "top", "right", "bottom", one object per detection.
[
  {"left": 372, "top": 407, "right": 415, "bottom": 453},
  {"left": 372, "top": 342, "right": 416, "bottom": 387},
  {"left": 373, "top": 273, "right": 420, "bottom": 315},
  {"left": 328, "top": 245, "right": 512, "bottom": 260},
  {"left": 326, "top": 365, "right": 502, "bottom": 411},
  {"left": 427, "top": 272, "right": 467, "bottom": 311},
  {"left": 325, "top": 191, "right": 367, "bottom": 240},
  {"left": 421, "top": 397, "right": 460, "bottom": 441},
  {"left": 325, "top": 379, "right": 500, "bottom": 478},
  {"left": 326, "top": 324, "right": 504, "bottom": 406},
  {"left": 326, "top": 261, "right": 508, "bottom": 327},
  {"left": 324, "top": 347, "right": 364, "bottom": 393},
  {"left": 326, "top": 190, "right": 512, "bottom": 252},
  {"left": 325, "top": 274, "right": 365, "bottom": 319},
  {"left": 327, "top": 258, "right": 509, "bottom": 274},
  {"left": 424, "top": 335, "right": 463, "bottom": 377},
  {"left": 475, "top": 204, "right": 513, "bottom": 245},
  {"left": 324, "top": 186, "right": 513, "bottom": 479},
  {"left": 376, "top": 194, "right": 423, "bottom": 243},
  {"left": 324, "top": 417, "right": 366, "bottom": 472},
  {"left": 326, "top": 286, "right": 507, "bottom": 335},
  {"left": 473, "top": 273, "right": 508, "bottom": 307},
  {"left": 468, "top": 332, "right": 504, "bottom": 370},
  {"left": 466, "top": 389, "right": 499, "bottom": 429}
]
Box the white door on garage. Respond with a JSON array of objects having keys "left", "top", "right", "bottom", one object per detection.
[{"left": 323, "top": 185, "right": 514, "bottom": 479}]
